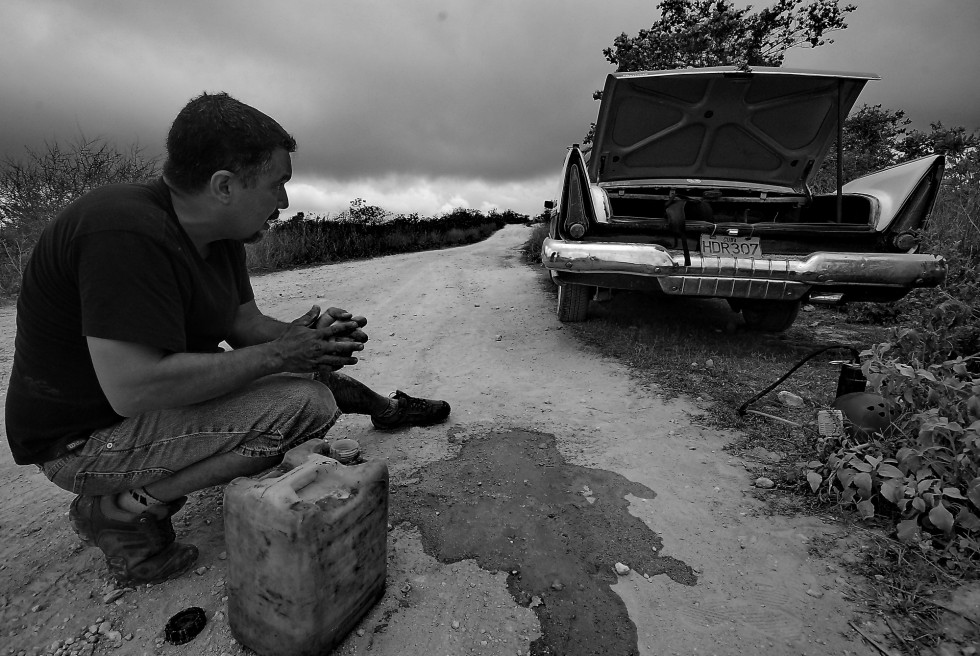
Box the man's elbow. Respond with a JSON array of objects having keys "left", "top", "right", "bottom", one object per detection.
[
  {"left": 102, "top": 388, "right": 148, "bottom": 418},
  {"left": 106, "top": 399, "right": 138, "bottom": 418},
  {"left": 87, "top": 336, "right": 170, "bottom": 417}
]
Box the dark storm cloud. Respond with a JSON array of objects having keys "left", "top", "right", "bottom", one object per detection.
[
  {"left": 1, "top": 0, "right": 977, "bottom": 215},
  {"left": 0, "top": 0, "right": 628, "bottom": 183},
  {"left": 785, "top": 0, "right": 980, "bottom": 132}
]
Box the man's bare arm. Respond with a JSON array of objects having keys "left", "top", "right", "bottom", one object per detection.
[
  {"left": 87, "top": 314, "right": 362, "bottom": 417},
  {"left": 225, "top": 300, "right": 296, "bottom": 347},
  {"left": 227, "top": 301, "right": 367, "bottom": 348}
]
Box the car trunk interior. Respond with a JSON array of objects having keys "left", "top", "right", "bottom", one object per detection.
[
  {"left": 606, "top": 189, "right": 874, "bottom": 225},
  {"left": 596, "top": 189, "right": 884, "bottom": 255}
]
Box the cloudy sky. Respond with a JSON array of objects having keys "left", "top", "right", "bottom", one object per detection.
[{"left": 2, "top": 0, "right": 978, "bottom": 217}]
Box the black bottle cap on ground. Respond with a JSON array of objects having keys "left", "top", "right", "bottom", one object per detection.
[{"left": 164, "top": 606, "right": 206, "bottom": 645}]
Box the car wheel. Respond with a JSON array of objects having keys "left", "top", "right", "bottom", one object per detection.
[
  {"left": 739, "top": 300, "right": 801, "bottom": 332},
  {"left": 557, "top": 283, "right": 591, "bottom": 322}
]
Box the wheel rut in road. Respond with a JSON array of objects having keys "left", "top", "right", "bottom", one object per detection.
[{"left": 390, "top": 428, "right": 696, "bottom": 656}]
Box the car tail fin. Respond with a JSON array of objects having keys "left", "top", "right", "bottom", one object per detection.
[
  {"left": 842, "top": 155, "right": 945, "bottom": 233},
  {"left": 559, "top": 146, "right": 597, "bottom": 239}
]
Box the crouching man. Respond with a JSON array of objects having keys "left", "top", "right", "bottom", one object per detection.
[{"left": 4, "top": 91, "right": 449, "bottom": 584}]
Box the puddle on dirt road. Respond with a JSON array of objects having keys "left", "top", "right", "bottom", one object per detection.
[{"left": 390, "top": 429, "right": 696, "bottom": 656}]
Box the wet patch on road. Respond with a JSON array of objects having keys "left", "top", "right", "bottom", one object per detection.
[{"left": 390, "top": 429, "right": 696, "bottom": 656}]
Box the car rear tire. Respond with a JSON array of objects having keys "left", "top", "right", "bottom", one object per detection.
[
  {"left": 739, "top": 300, "right": 801, "bottom": 332},
  {"left": 557, "top": 283, "right": 591, "bottom": 322}
]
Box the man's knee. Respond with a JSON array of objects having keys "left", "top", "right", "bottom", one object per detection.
[{"left": 266, "top": 377, "right": 339, "bottom": 430}]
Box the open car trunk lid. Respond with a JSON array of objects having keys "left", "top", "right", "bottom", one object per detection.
[{"left": 590, "top": 67, "right": 878, "bottom": 193}]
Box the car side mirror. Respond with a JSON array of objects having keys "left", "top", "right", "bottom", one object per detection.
[{"left": 543, "top": 200, "right": 555, "bottom": 210}]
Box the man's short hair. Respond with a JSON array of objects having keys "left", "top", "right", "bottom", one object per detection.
[{"left": 163, "top": 92, "right": 296, "bottom": 193}]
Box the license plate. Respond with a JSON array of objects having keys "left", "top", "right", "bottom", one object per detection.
[{"left": 699, "top": 234, "right": 762, "bottom": 257}]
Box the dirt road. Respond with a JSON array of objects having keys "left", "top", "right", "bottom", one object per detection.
[{"left": 0, "top": 224, "right": 873, "bottom": 655}]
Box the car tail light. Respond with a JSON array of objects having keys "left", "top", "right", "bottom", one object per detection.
[
  {"left": 892, "top": 232, "right": 918, "bottom": 251},
  {"left": 563, "top": 165, "right": 590, "bottom": 239}
]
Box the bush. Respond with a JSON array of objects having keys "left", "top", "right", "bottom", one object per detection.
[
  {"left": 521, "top": 221, "right": 549, "bottom": 265},
  {"left": 805, "top": 166, "right": 980, "bottom": 565},
  {"left": 803, "top": 137, "right": 980, "bottom": 569},
  {"left": 0, "top": 136, "right": 159, "bottom": 295},
  {"left": 245, "top": 203, "right": 527, "bottom": 272},
  {"left": 806, "top": 347, "right": 980, "bottom": 563},
  {"left": 920, "top": 166, "right": 980, "bottom": 311}
]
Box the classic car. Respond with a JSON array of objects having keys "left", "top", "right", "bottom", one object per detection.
[{"left": 541, "top": 67, "right": 947, "bottom": 331}]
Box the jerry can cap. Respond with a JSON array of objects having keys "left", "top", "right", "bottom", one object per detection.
[
  {"left": 164, "top": 606, "right": 207, "bottom": 645},
  {"left": 329, "top": 439, "right": 361, "bottom": 464}
]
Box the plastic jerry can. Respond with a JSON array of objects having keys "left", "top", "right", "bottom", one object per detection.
[{"left": 224, "top": 439, "right": 388, "bottom": 656}]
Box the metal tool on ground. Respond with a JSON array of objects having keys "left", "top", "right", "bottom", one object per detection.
[{"left": 737, "top": 343, "right": 865, "bottom": 424}]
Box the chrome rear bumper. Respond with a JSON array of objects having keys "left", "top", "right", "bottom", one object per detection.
[{"left": 541, "top": 238, "right": 947, "bottom": 301}]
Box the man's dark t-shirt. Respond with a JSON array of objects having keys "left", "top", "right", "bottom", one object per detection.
[{"left": 5, "top": 178, "right": 253, "bottom": 465}]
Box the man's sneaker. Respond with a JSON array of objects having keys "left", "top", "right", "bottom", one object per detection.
[
  {"left": 69, "top": 495, "right": 198, "bottom": 584},
  {"left": 371, "top": 390, "right": 451, "bottom": 430}
]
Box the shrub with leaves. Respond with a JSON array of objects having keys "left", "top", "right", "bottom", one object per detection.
[{"left": 806, "top": 346, "right": 980, "bottom": 565}]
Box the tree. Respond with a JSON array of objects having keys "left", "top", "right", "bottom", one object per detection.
[
  {"left": 901, "top": 122, "right": 980, "bottom": 191},
  {"left": 346, "top": 197, "right": 389, "bottom": 224},
  {"left": 810, "top": 107, "right": 980, "bottom": 193},
  {"left": 601, "top": 0, "right": 855, "bottom": 74},
  {"left": 809, "top": 104, "right": 911, "bottom": 192},
  {"left": 901, "top": 122, "right": 977, "bottom": 161},
  {"left": 0, "top": 135, "right": 159, "bottom": 295}
]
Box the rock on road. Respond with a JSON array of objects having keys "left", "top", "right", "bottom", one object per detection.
[{"left": 0, "top": 224, "right": 871, "bottom": 655}]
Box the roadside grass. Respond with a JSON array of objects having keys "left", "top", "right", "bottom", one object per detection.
[
  {"left": 0, "top": 193, "right": 529, "bottom": 299},
  {"left": 827, "top": 528, "right": 978, "bottom": 655},
  {"left": 521, "top": 222, "right": 979, "bottom": 654},
  {"left": 246, "top": 208, "right": 523, "bottom": 273}
]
